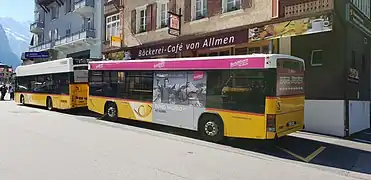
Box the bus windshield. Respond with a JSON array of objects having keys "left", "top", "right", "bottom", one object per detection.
[{"left": 276, "top": 58, "right": 305, "bottom": 96}]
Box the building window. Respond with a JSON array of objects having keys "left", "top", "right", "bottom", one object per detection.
[
  {"left": 51, "top": 5, "right": 59, "bottom": 20},
  {"left": 223, "top": 0, "right": 241, "bottom": 13},
  {"left": 311, "top": 50, "right": 323, "bottom": 67},
  {"left": 106, "top": 13, "right": 120, "bottom": 41},
  {"left": 157, "top": 2, "right": 168, "bottom": 29},
  {"left": 53, "top": 29, "right": 59, "bottom": 40},
  {"left": 194, "top": 0, "right": 207, "bottom": 20},
  {"left": 136, "top": 8, "right": 146, "bottom": 33},
  {"left": 351, "top": 0, "right": 370, "bottom": 19}
]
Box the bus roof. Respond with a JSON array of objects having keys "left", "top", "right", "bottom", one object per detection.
[
  {"left": 15, "top": 58, "right": 74, "bottom": 77},
  {"left": 89, "top": 54, "right": 304, "bottom": 71}
]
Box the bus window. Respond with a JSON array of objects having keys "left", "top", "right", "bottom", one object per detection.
[{"left": 206, "top": 69, "right": 275, "bottom": 114}]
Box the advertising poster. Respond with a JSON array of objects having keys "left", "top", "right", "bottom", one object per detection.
[
  {"left": 249, "top": 14, "right": 333, "bottom": 42},
  {"left": 152, "top": 71, "right": 207, "bottom": 129}
]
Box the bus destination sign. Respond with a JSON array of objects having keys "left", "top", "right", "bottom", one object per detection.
[{"left": 73, "top": 59, "right": 89, "bottom": 65}]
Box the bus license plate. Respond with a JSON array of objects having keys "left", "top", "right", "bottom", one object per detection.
[{"left": 288, "top": 121, "right": 296, "bottom": 127}]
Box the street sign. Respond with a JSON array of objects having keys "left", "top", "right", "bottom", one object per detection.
[
  {"left": 346, "top": 3, "right": 371, "bottom": 37},
  {"left": 25, "top": 51, "right": 49, "bottom": 59}
]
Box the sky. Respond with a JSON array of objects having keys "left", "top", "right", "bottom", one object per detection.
[{"left": 0, "top": 0, "right": 34, "bottom": 21}]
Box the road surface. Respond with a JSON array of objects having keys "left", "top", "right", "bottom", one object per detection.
[{"left": 0, "top": 100, "right": 369, "bottom": 180}]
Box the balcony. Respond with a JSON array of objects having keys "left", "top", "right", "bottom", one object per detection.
[
  {"left": 29, "top": 41, "right": 53, "bottom": 52},
  {"left": 74, "top": 0, "right": 95, "bottom": 17},
  {"left": 37, "top": 0, "right": 64, "bottom": 12},
  {"left": 30, "top": 21, "right": 44, "bottom": 34},
  {"left": 280, "top": 0, "right": 334, "bottom": 18},
  {"left": 54, "top": 28, "right": 96, "bottom": 51}
]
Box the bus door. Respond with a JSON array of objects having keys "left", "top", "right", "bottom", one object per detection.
[
  {"left": 152, "top": 71, "right": 206, "bottom": 130},
  {"left": 71, "top": 70, "right": 89, "bottom": 107},
  {"left": 274, "top": 58, "right": 305, "bottom": 136}
]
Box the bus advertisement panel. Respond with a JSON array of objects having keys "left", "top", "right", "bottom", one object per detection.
[{"left": 88, "top": 54, "right": 305, "bottom": 142}]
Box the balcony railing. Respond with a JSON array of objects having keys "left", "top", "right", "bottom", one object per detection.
[
  {"left": 30, "top": 21, "right": 44, "bottom": 34},
  {"left": 55, "top": 27, "right": 96, "bottom": 47},
  {"left": 280, "top": 0, "right": 334, "bottom": 18},
  {"left": 74, "top": 0, "right": 95, "bottom": 16},
  {"left": 29, "top": 41, "right": 53, "bottom": 52}
]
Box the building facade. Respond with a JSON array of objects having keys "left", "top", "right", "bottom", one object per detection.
[
  {"left": 103, "top": 0, "right": 274, "bottom": 60},
  {"left": 0, "top": 63, "right": 13, "bottom": 85},
  {"left": 26, "top": 0, "right": 104, "bottom": 62}
]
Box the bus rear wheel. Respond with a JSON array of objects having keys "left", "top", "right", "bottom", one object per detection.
[
  {"left": 198, "top": 114, "right": 224, "bottom": 143},
  {"left": 104, "top": 102, "right": 118, "bottom": 121},
  {"left": 46, "top": 97, "right": 53, "bottom": 111},
  {"left": 20, "top": 95, "right": 25, "bottom": 105}
]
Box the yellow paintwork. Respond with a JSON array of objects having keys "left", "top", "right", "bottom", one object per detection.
[
  {"left": 87, "top": 94, "right": 304, "bottom": 139},
  {"left": 15, "top": 84, "right": 88, "bottom": 110},
  {"left": 88, "top": 96, "right": 153, "bottom": 122}
]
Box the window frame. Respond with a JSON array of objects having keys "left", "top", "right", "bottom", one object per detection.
[
  {"left": 192, "top": 0, "right": 207, "bottom": 20},
  {"left": 156, "top": 1, "right": 169, "bottom": 29},
  {"left": 106, "top": 13, "right": 121, "bottom": 41},
  {"left": 51, "top": 5, "right": 59, "bottom": 20},
  {"left": 222, "top": 0, "right": 241, "bottom": 13},
  {"left": 136, "top": 5, "right": 147, "bottom": 33},
  {"left": 310, "top": 49, "right": 324, "bottom": 67}
]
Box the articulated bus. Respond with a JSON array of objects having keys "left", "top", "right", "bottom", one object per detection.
[
  {"left": 88, "top": 54, "right": 305, "bottom": 142},
  {"left": 15, "top": 58, "right": 89, "bottom": 110}
]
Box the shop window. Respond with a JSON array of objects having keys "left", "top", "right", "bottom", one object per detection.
[
  {"left": 157, "top": 1, "right": 168, "bottom": 28},
  {"left": 209, "top": 52, "right": 219, "bottom": 56},
  {"left": 262, "top": 46, "right": 269, "bottom": 54},
  {"left": 310, "top": 50, "right": 323, "bottom": 67},
  {"left": 219, "top": 50, "right": 230, "bottom": 56},
  {"left": 248, "top": 47, "right": 261, "bottom": 54},
  {"left": 235, "top": 47, "right": 248, "bottom": 55},
  {"left": 198, "top": 53, "right": 208, "bottom": 57},
  {"left": 222, "top": 0, "right": 241, "bottom": 13}
]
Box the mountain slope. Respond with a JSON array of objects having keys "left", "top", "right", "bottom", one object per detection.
[
  {"left": 0, "top": 24, "right": 21, "bottom": 68},
  {"left": 0, "top": 17, "right": 32, "bottom": 59}
]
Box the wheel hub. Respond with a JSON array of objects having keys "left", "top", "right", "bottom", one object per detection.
[
  {"left": 107, "top": 107, "right": 116, "bottom": 117},
  {"left": 204, "top": 121, "right": 218, "bottom": 136}
]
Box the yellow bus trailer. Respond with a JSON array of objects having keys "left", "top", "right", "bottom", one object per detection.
[
  {"left": 88, "top": 54, "right": 305, "bottom": 142},
  {"left": 15, "top": 58, "right": 89, "bottom": 110}
]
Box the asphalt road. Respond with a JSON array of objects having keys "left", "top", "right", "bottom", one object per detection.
[{"left": 0, "top": 100, "right": 370, "bottom": 180}]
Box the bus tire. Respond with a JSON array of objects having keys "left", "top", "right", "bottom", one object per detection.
[
  {"left": 20, "top": 95, "right": 25, "bottom": 105},
  {"left": 198, "top": 114, "right": 224, "bottom": 143},
  {"left": 46, "top": 97, "right": 53, "bottom": 111},
  {"left": 104, "top": 102, "right": 118, "bottom": 121}
]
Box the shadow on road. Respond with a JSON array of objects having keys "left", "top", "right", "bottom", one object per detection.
[{"left": 20, "top": 105, "right": 371, "bottom": 176}]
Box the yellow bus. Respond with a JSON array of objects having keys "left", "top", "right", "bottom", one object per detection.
[
  {"left": 88, "top": 54, "right": 305, "bottom": 142},
  {"left": 15, "top": 58, "right": 89, "bottom": 110}
]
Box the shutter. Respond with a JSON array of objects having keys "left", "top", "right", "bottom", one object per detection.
[
  {"left": 131, "top": 9, "right": 136, "bottom": 34},
  {"left": 271, "top": 0, "right": 279, "bottom": 18},
  {"left": 152, "top": 3, "right": 157, "bottom": 30},
  {"left": 242, "top": 0, "right": 253, "bottom": 9},
  {"left": 146, "top": 4, "right": 152, "bottom": 31},
  {"left": 184, "top": 0, "right": 191, "bottom": 22},
  {"left": 208, "top": 0, "right": 222, "bottom": 17}
]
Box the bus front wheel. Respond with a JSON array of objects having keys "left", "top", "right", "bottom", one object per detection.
[
  {"left": 104, "top": 102, "right": 118, "bottom": 121},
  {"left": 46, "top": 97, "right": 53, "bottom": 111},
  {"left": 198, "top": 114, "right": 224, "bottom": 143}
]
